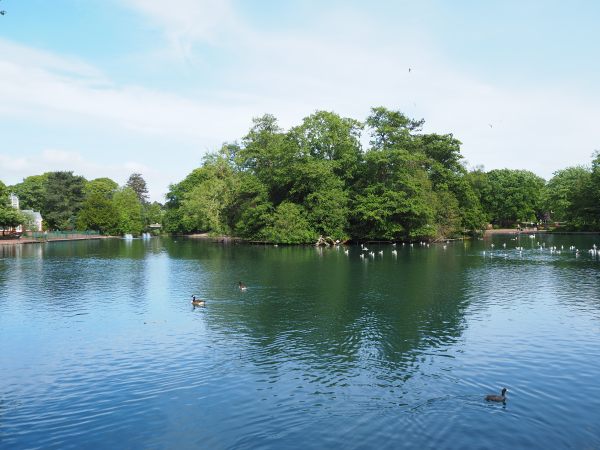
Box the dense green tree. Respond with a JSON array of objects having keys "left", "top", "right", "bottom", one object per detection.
[
  {"left": 541, "top": 166, "right": 590, "bottom": 222},
  {"left": 0, "top": 207, "right": 28, "bottom": 235},
  {"left": 231, "top": 173, "right": 273, "bottom": 238},
  {"left": 366, "top": 107, "right": 424, "bottom": 150},
  {"left": 261, "top": 202, "right": 317, "bottom": 244},
  {"left": 42, "top": 171, "right": 86, "bottom": 230},
  {"left": 289, "top": 111, "right": 363, "bottom": 181},
  {"left": 162, "top": 108, "right": 568, "bottom": 241},
  {"left": 10, "top": 174, "right": 48, "bottom": 211},
  {"left": 84, "top": 177, "right": 119, "bottom": 198},
  {"left": 143, "top": 201, "right": 164, "bottom": 228},
  {"left": 351, "top": 148, "right": 437, "bottom": 240},
  {"left": 559, "top": 154, "right": 600, "bottom": 229},
  {"left": 0, "top": 180, "right": 7, "bottom": 205},
  {"left": 75, "top": 177, "right": 120, "bottom": 234},
  {"left": 112, "top": 187, "right": 143, "bottom": 235},
  {"left": 482, "top": 169, "right": 545, "bottom": 227},
  {"left": 77, "top": 192, "right": 119, "bottom": 233},
  {"left": 165, "top": 150, "right": 239, "bottom": 233},
  {"left": 126, "top": 173, "right": 149, "bottom": 204}
]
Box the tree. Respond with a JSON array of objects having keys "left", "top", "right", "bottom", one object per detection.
[
  {"left": 10, "top": 174, "right": 48, "bottom": 212},
  {"left": 0, "top": 207, "right": 28, "bottom": 235},
  {"left": 481, "top": 169, "right": 545, "bottom": 227},
  {"left": 77, "top": 192, "right": 119, "bottom": 234},
  {"left": 42, "top": 171, "right": 86, "bottom": 230},
  {"left": 366, "top": 106, "right": 424, "bottom": 150},
  {"left": 84, "top": 177, "right": 119, "bottom": 199},
  {"left": 261, "top": 202, "right": 316, "bottom": 244},
  {"left": 541, "top": 166, "right": 590, "bottom": 223},
  {"left": 288, "top": 111, "right": 363, "bottom": 181},
  {"left": 143, "top": 201, "right": 164, "bottom": 230},
  {"left": 125, "top": 173, "right": 149, "bottom": 204},
  {"left": 0, "top": 180, "right": 8, "bottom": 206},
  {"left": 351, "top": 149, "right": 437, "bottom": 240},
  {"left": 112, "top": 187, "right": 143, "bottom": 235}
]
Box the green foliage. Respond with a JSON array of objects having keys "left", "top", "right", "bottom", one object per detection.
[
  {"left": 366, "top": 106, "right": 424, "bottom": 150},
  {"left": 143, "top": 202, "right": 164, "bottom": 228},
  {"left": 84, "top": 177, "right": 118, "bottom": 198},
  {"left": 11, "top": 108, "right": 600, "bottom": 237},
  {"left": 289, "top": 111, "right": 363, "bottom": 181},
  {"left": 112, "top": 187, "right": 143, "bottom": 235},
  {"left": 125, "top": 173, "right": 149, "bottom": 204},
  {"left": 481, "top": 169, "right": 545, "bottom": 227},
  {"left": 77, "top": 192, "right": 119, "bottom": 234},
  {"left": 232, "top": 174, "right": 273, "bottom": 238},
  {"left": 163, "top": 107, "right": 496, "bottom": 242},
  {"left": 0, "top": 180, "right": 7, "bottom": 203},
  {"left": 541, "top": 166, "right": 590, "bottom": 222},
  {"left": 10, "top": 174, "right": 48, "bottom": 211},
  {"left": 351, "top": 148, "right": 437, "bottom": 240},
  {"left": 261, "top": 202, "right": 317, "bottom": 244},
  {"left": 0, "top": 206, "right": 28, "bottom": 234},
  {"left": 42, "top": 171, "right": 87, "bottom": 230}
]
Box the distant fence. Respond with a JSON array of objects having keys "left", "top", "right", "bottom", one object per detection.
[{"left": 25, "top": 230, "right": 101, "bottom": 240}]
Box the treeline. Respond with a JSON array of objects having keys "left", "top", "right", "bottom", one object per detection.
[
  {"left": 162, "top": 108, "right": 525, "bottom": 242},
  {"left": 0, "top": 172, "right": 163, "bottom": 234},
  {"left": 163, "top": 108, "right": 600, "bottom": 241},
  {"left": 4, "top": 107, "right": 600, "bottom": 240}
]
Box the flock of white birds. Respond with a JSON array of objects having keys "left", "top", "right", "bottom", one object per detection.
[{"left": 329, "top": 235, "right": 599, "bottom": 261}]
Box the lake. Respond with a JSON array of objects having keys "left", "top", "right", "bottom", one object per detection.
[{"left": 1, "top": 235, "right": 600, "bottom": 449}]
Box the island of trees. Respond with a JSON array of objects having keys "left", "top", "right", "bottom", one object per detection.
[{"left": 2, "top": 107, "right": 600, "bottom": 243}]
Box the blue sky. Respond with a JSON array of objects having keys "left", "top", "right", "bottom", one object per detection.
[{"left": 1, "top": 0, "right": 600, "bottom": 201}]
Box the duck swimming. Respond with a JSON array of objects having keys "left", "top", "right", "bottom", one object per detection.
[
  {"left": 485, "top": 387, "right": 507, "bottom": 402},
  {"left": 191, "top": 295, "right": 206, "bottom": 306},
  {"left": 239, "top": 281, "right": 247, "bottom": 291}
]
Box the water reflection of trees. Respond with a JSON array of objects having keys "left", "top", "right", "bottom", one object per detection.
[
  {"left": 0, "top": 239, "right": 162, "bottom": 312},
  {"left": 169, "top": 242, "right": 475, "bottom": 381}
]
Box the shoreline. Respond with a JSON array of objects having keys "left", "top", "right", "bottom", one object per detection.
[
  {"left": 484, "top": 228, "right": 600, "bottom": 236},
  {"left": 0, "top": 235, "right": 116, "bottom": 245},
  {"left": 484, "top": 228, "right": 544, "bottom": 235}
]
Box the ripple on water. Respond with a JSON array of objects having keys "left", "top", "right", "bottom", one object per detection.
[{"left": 2, "top": 237, "right": 600, "bottom": 449}]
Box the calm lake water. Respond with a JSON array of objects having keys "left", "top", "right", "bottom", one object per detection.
[{"left": 1, "top": 235, "right": 600, "bottom": 449}]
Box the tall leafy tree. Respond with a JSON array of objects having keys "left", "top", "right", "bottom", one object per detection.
[
  {"left": 42, "top": 171, "right": 86, "bottom": 230},
  {"left": 77, "top": 192, "right": 119, "bottom": 233},
  {"left": 125, "top": 173, "right": 149, "bottom": 204},
  {"left": 0, "top": 180, "right": 7, "bottom": 204},
  {"left": 482, "top": 169, "right": 545, "bottom": 227},
  {"left": 85, "top": 177, "right": 119, "bottom": 198},
  {"left": 541, "top": 166, "right": 590, "bottom": 223},
  {"left": 10, "top": 174, "right": 48, "bottom": 211},
  {"left": 0, "top": 208, "right": 28, "bottom": 235},
  {"left": 112, "top": 187, "right": 143, "bottom": 235}
]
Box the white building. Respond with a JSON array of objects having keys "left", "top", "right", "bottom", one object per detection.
[
  {"left": 7, "top": 193, "right": 43, "bottom": 232},
  {"left": 9, "top": 193, "right": 19, "bottom": 209}
]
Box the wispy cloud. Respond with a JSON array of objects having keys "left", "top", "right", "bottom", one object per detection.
[{"left": 121, "top": 0, "right": 239, "bottom": 60}]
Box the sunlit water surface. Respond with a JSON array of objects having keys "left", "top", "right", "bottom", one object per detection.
[{"left": 1, "top": 235, "right": 600, "bottom": 449}]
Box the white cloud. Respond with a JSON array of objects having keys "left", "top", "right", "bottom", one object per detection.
[
  {"left": 0, "top": 148, "right": 171, "bottom": 202},
  {"left": 121, "top": 0, "right": 238, "bottom": 60},
  {"left": 0, "top": 45, "right": 251, "bottom": 141}
]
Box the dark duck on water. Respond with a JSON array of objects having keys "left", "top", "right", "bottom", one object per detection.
[{"left": 485, "top": 388, "right": 507, "bottom": 402}]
